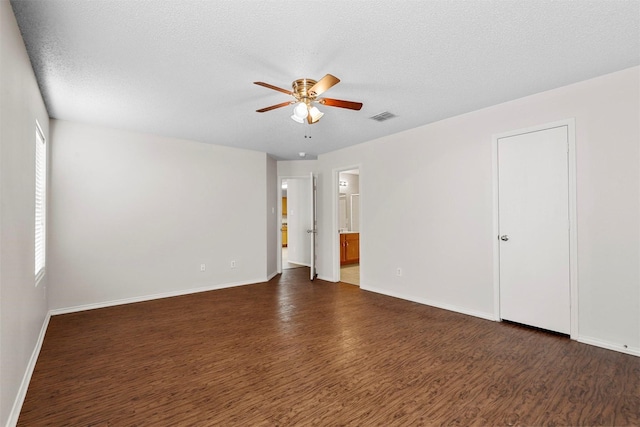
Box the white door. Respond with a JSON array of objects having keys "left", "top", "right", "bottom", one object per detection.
[
  {"left": 498, "top": 126, "right": 570, "bottom": 334},
  {"left": 309, "top": 172, "right": 317, "bottom": 280}
]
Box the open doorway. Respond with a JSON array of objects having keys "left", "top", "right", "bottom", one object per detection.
[
  {"left": 337, "top": 168, "right": 360, "bottom": 285},
  {"left": 281, "top": 177, "right": 311, "bottom": 270}
]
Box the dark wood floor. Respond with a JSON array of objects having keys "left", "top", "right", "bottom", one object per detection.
[{"left": 19, "top": 268, "right": 639, "bottom": 426}]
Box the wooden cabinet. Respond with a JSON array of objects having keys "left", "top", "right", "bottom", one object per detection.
[
  {"left": 340, "top": 233, "right": 359, "bottom": 265},
  {"left": 282, "top": 225, "right": 287, "bottom": 247}
]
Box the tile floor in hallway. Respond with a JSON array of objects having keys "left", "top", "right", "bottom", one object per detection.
[{"left": 340, "top": 264, "right": 359, "bottom": 286}]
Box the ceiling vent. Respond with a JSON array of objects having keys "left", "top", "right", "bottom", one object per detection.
[{"left": 369, "top": 111, "right": 397, "bottom": 122}]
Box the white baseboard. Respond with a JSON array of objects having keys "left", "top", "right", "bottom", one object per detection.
[
  {"left": 7, "top": 312, "right": 51, "bottom": 427},
  {"left": 287, "top": 261, "right": 310, "bottom": 267},
  {"left": 361, "top": 286, "right": 638, "bottom": 358},
  {"left": 317, "top": 275, "right": 335, "bottom": 282},
  {"left": 361, "top": 285, "right": 496, "bottom": 322},
  {"left": 266, "top": 271, "right": 279, "bottom": 281},
  {"left": 49, "top": 277, "right": 269, "bottom": 316},
  {"left": 578, "top": 335, "right": 640, "bottom": 357}
]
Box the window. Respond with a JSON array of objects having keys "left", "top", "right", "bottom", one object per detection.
[{"left": 35, "top": 121, "right": 46, "bottom": 283}]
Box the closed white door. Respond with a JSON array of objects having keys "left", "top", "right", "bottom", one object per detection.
[{"left": 498, "top": 126, "right": 570, "bottom": 334}]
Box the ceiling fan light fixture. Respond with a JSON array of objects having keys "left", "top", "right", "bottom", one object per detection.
[
  {"left": 293, "top": 102, "right": 308, "bottom": 119},
  {"left": 309, "top": 106, "right": 324, "bottom": 122},
  {"left": 291, "top": 114, "right": 305, "bottom": 123}
]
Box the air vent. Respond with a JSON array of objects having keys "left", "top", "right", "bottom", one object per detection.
[{"left": 369, "top": 111, "right": 397, "bottom": 122}]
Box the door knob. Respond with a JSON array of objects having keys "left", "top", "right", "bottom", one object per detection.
[{"left": 500, "top": 235, "right": 509, "bottom": 241}]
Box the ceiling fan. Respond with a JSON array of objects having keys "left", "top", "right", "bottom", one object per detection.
[{"left": 254, "top": 74, "right": 363, "bottom": 124}]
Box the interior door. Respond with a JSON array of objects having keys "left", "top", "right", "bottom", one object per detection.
[
  {"left": 309, "top": 172, "right": 317, "bottom": 280},
  {"left": 498, "top": 125, "right": 570, "bottom": 334}
]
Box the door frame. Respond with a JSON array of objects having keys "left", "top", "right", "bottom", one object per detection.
[
  {"left": 332, "top": 165, "right": 362, "bottom": 283},
  {"left": 492, "top": 119, "right": 578, "bottom": 339},
  {"left": 310, "top": 172, "right": 317, "bottom": 280},
  {"left": 277, "top": 175, "right": 311, "bottom": 274}
]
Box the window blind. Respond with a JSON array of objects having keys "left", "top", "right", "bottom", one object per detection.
[{"left": 35, "top": 123, "right": 46, "bottom": 280}]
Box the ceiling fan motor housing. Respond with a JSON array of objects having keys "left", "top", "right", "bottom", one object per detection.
[{"left": 292, "top": 78, "right": 318, "bottom": 103}]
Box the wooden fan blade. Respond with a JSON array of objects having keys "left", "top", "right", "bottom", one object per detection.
[
  {"left": 253, "top": 81, "right": 293, "bottom": 96},
  {"left": 318, "top": 98, "right": 363, "bottom": 110},
  {"left": 308, "top": 74, "right": 340, "bottom": 97},
  {"left": 256, "top": 101, "right": 294, "bottom": 113}
]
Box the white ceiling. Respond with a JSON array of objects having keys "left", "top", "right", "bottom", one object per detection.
[{"left": 10, "top": 0, "right": 639, "bottom": 160}]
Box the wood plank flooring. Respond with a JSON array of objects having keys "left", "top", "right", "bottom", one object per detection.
[{"left": 19, "top": 268, "right": 639, "bottom": 426}]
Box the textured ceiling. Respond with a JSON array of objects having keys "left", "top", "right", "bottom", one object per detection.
[{"left": 10, "top": 0, "right": 640, "bottom": 160}]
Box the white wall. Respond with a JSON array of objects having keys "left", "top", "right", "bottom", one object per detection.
[
  {"left": 48, "top": 120, "right": 270, "bottom": 310},
  {"left": 277, "top": 160, "right": 317, "bottom": 178},
  {"left": 265, "top": 156, "right": 277, "bottom": 279},
  {"left": 315, "top": 67, "right": 639, "bottom": 354},
  {"left": 0, "top": 1, "right": 50, "bottom": 425}
]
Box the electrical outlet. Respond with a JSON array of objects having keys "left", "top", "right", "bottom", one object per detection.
[
  {"left": 396, "top": 268, "right": 402, "bottom": 277},
  {"left": 231, "top": 260, "right": 236, "bottom": 268},
  {"left": 200, "top": 264, "right": 206, "bottom": 272}
]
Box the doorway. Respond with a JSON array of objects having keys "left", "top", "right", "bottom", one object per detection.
[
  {"left": 493, "top": 119, "right": 578, "bottom": 337},
  {"left": 337, "top": 168, "right": 360, "bottom": 285},
  {"left": 280, "top": 177, "right": 311, "bottom": 271}
]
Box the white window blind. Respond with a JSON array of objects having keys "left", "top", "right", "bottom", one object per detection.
[{"left": 35, "top": 122, "right": 46, "bottom": 281}]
